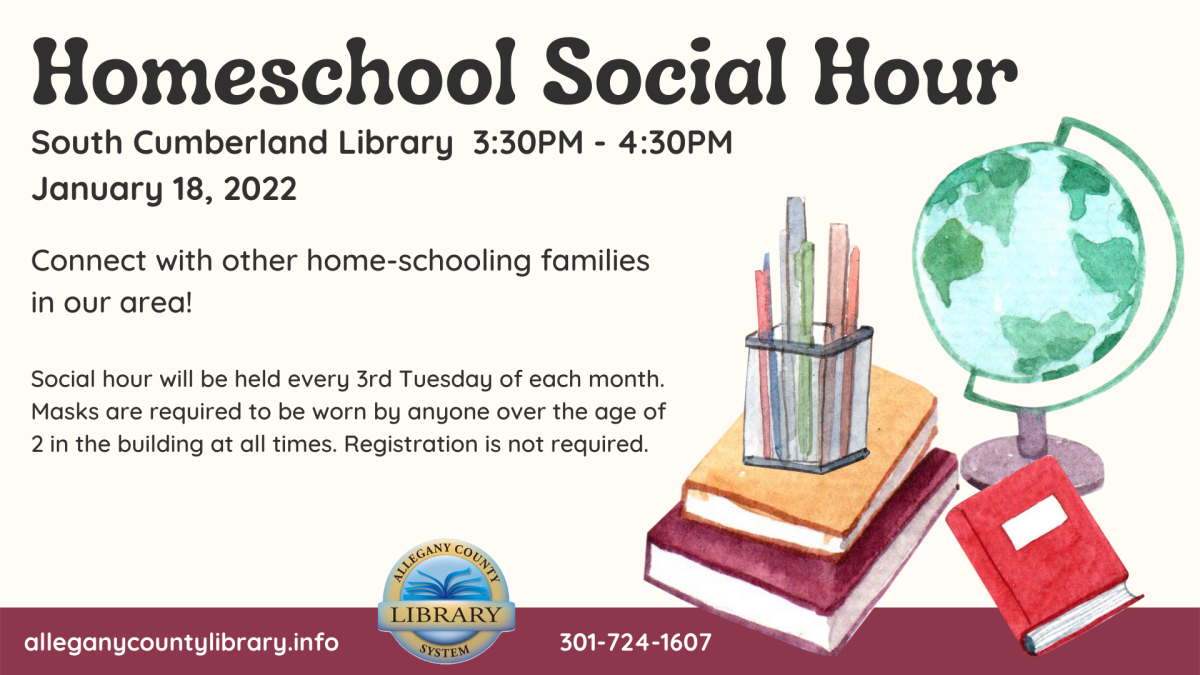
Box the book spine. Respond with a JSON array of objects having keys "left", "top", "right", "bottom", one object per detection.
[{"left": 945, "top": 507, "right": 1032, "bottom": 645}]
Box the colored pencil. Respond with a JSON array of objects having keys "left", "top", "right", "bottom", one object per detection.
[
  {"left": 784, "top": 197, "right": 808, "bottom": 340},
  {"left": 821, "top": 224, "right": 850, "bottom": 463},
  {"left": 763, "top": 255, "right": 785, "bottom": 460},
  {"left": 796, "top": 241, "right": 815, "bottom": 458},
  {"left": 779, "top": 230, "right": 791, "bottom": 341},
  {"left": 755, "top": 267, "right": 773, "bottom": 459},
  {"left": 839, "top": 246, "right": 861, "bottom": 457},
  {"left": 778, "top": 231, "right": 793, "bottom": 460},
  {"left": 781, "top": 198, "right": 807, "bottom": 460}
]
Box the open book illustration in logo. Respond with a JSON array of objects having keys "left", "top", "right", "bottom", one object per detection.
[
  {"left": 946, "top": 456, "right": 1142, "bottom": 655},
  {"left": 403, "top": 568, "right": 491, "bottom": 600},
  {"left": 913, "top": 117, "right": 1184, "bottom": 495},
  {"left": 378, "top": 540, "right": 515, "bottom": 664}
]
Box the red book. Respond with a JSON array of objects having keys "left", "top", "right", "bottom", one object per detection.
[
  {"left": 646, "top": 449, "right": 958, "bottom": 655},
  {"left": 946, "top": 456, "right": 1142, "bottom": 655}
]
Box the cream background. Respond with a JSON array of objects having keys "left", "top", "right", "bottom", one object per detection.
[{"left": 1, "top": 0, "right": 1195, "bottom": 608}]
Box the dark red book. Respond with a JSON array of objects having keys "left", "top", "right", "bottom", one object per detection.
[
  {"left": 645, "top": 449, "right": 958, "bottom": 655},
  {"left": 946, "top": 456, "right": 1142, "bottom": 655}
]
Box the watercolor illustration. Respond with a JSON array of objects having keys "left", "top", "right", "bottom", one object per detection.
[
  {"left": 744, "top": 199, "right": 874, "bottom": 474},
  {"left": 645, "top": 198, "right": 958, "bottom": 656},
  {"left": 913, "top": 117, "right": 1184, "bottom": 494},
  {"left": 947, "top": 456, "right": 1142, "bottom": 655}
]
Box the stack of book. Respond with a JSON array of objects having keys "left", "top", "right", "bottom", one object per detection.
[{"left": 645, "top": 366, "right": 958, "bottom": 656}]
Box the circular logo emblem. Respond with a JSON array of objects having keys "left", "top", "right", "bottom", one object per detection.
[{"left": 378, "top": 539, "right": 515, "bottom": 664}]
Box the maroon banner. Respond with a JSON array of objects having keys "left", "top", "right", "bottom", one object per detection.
[{"left": 2, "top": 607, "right": 1196, "bottom": 674}]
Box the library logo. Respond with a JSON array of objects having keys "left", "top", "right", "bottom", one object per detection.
[{"left": 378, "top": 539, "right": 515, "bottom": 664}]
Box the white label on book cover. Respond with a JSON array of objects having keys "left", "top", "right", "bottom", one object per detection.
[{"left": 1003, "top": 495, "right": 1068, "bottom": 550}]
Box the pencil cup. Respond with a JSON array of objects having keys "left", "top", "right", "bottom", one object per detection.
[{"left": 743, "top": 324, "right": 873, "bottom": 473}]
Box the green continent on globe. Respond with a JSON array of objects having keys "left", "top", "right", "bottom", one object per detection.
[
  {"left": 1092, "top": 330, "right": 1125, "bottom": 364},
  {"left": 1000, "top": 311, "right": 1097, "bottom": 377},
  {"left": 925, "top": 150, "right": 1030, "bottom": 245},
  {"left": 1060, "top": 156, "right": 1111, "bottom": 220},
  {"left": 922, "top": 218, "right": 983, "bottom": 307},
  {"left": 1118, "top": 197, "right": 1140, "bottom": 233},
  {"left": 1071, "top": 232, "right": 1140, "bottom": 319}
]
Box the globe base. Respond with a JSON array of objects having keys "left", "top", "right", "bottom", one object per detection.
[{"left": 961, "top": 435, "right": 1104, "bottom": 495}]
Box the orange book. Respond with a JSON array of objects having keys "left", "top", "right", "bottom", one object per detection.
[{"left": 682, "top": 365, "right": 937, "bottom": 559}]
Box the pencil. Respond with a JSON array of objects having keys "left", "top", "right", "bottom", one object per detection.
[
  {"left": 778, "top": 231, "right": 793, "bottom": 460},
  {"left": 796, "top": 241, "right": 815, "bottom": 459},
  {"left": 781, "top": 198, "right": 806, "bottom": 460},
  {"left": 839, "top": 245, "right": 861, "bottom": 457},
  {"left": 755, "top": 266, "right": 773, "bottom": 459},
  {"left": 785, "top": 197, "right": 808, "bottom": 340},
  {"left": 822, "top": 224, "right": 850, "bottom": 463},
  {"left": 763, "top": 255, "right": 785, "bottom": 460}
]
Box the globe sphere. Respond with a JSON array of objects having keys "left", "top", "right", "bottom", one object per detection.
[{"left": 914, "top": 142, "right": 1145, "bottom": 383}]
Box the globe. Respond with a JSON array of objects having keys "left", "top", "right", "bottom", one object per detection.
[
  {"left": 911, "top": 118, "right": 1184, "bottom": 495},
  {"left": 914, "top": 142, "right": 1145, "bottom": 383}
]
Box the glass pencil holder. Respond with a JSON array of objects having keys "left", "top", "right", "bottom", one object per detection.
[{"left": 743, "top": 323, "right": 874, "bottom": 474}]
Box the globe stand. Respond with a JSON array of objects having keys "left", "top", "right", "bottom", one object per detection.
[{"left": 961, "top": 408, "right": 1104, "bottom": 495}]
